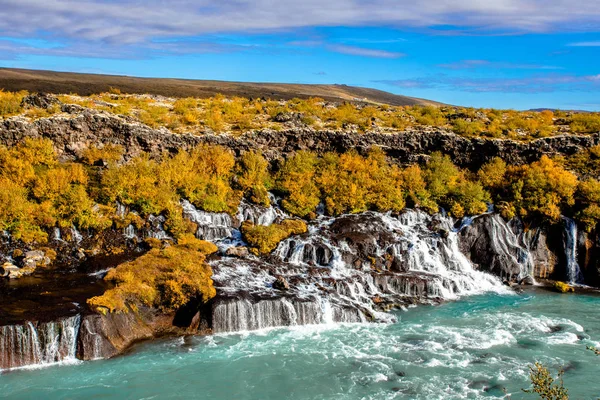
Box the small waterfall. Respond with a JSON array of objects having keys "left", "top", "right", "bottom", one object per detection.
[
  {"left": 182, "top": 200, "right": 234, "bottom": 241},
  {"left": 562, "top": 216, "right": 584, "bottom": 284},
  {"left": 70, "top": 226, "right": 83, "bottom": 243},
  {"left": 115, "top": 201, "right": 128, "bottom": 218},
  {"left": 146, "top": 215, "right": 170, "bottom": 239},
  {"left": 212, "top": 297, "right": 364, "bottom": 333},
  {"left": 212, "top": 298, "right": 297, "bottom": 333},
  {"left": 123, "top": 224, "right": 136, "bottom": 239},
  {"left": 0, "top": 315, "right": 81, "bottom": 371},
  {"left": 237, "top": 197, "right": 287, "bottom": 226},
  {"left": 482, "top": 215, "right": 535, "bottom": 281}
]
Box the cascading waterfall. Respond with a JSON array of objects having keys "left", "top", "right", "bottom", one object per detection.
[
  {"left": 562, "top": 216, "right": 584, "bottom": 284},
  {"left": 182, "top": 200, "right": 234, "bottom": 241},
  {"left": 0, "top": 315, "right": 81, "bottom": 371},
  {"left": 146, "top": 215, "right": 170, "bottom": 239},
  {"left": 2, "top": 196, "right": 532, "bottom": 368},
  {"left": 484, "top": 214, "right": 535, "bottom": 280},
  {"left": 211, "top": 208, "right": 511, "bottom": 334}
]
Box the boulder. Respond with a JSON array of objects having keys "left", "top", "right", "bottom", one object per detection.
[
  {"left": 1, "top": 262, "right": 27, "bottom": 279},
  {"left": 226, "top": 246, "right": 249, "bottom": 258},
  {"left": 1, "top": 262, "right": 19, "bottom": 278},
  {"left": 20, "top": 93, "right": 60, "bottom": 110},
  {"left": 519, "top": 275, "right": 536, "bottom": 286},
  {"left": 272, "top": 275, "right": 290, "bottom": 291},
  {"left": 20, "top": 250, "right": 51, "bottom": 270}
]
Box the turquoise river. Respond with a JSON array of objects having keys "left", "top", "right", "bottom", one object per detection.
[{"left": 1, "top": 289, "right": 599, "bottom": 399}]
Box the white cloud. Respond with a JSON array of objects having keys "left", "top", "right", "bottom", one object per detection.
[{"left": 1, "top": 0, "right": 600, "bottom": 46}]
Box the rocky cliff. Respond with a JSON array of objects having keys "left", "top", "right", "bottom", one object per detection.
[{"left": 1, "top": 108, "right": 598, "bottom": 170}]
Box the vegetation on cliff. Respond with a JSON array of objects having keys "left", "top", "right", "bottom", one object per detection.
[
  {"left": 87, "top": 235, "right": 218, "bottom": 314},
  {"left": 1, "top": 136, "right": 600, "bottom": 248},
  {"left": 241, "top": 219, "right": 308, "bottom": 255}
]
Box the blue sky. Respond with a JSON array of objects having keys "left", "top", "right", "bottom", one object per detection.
[{"left": 1, "top": 0, "right": 600, "bottom": 110}]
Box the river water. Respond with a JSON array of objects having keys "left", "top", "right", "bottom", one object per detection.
[{"left": 1, "top": 289, "right": 599, "bottom": 399}]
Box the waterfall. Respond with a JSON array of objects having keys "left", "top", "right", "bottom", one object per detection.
[
  {"left": 146, "top": 215, "right": 170, "bottom": 239},
  {"left": 211, "top": 208, "right": 509, "bottom": 335},
  {"left": 237, "top": 197, "right": 288, "bottom": 226},
  {"left": 0, "top": 315, "right": 81, "bottom": 371},
  {"left": 211, "top": 297, "right": 364, "bottom": 333},
  {"left": 562, "top": 216, "right": 584, "bottom": 284},
  {"left": 123, "top": 224, "right": 136, "bottom": 239},
  {"left": 478, "top": 214, "right": 535, "bottom": 281},
  {"left": 70, "top": 226, "right": 83, "bottom": 243},
  {"left": 182, "top": 199, "right": 234, "bottom": 241}
]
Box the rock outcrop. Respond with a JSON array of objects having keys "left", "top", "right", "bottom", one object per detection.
[{"left": 1, "top": 109, "right": 598, "bottom": 169}]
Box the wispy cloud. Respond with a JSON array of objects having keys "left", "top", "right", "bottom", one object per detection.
[
  {"left": 376, "top": 73, "right": 600, "bottom": 93},
  {"left": 438, "top": 59, "right": 561, "bottom": 70},
  {"left": 568, "top": 41, "right": 600, "bottom": 46},
  {"left": 326, "top": 44, "right": 404, "bottom": 58},
  {"left": 0, "top": 37, "right": 257, "bottom": 60},
  {"left": 287, "top": 40, "right": 405, "bottom": 58}
]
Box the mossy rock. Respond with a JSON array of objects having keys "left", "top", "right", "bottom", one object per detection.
[{"left": 553, "top": 281, "right": 575, "bottom": 293}]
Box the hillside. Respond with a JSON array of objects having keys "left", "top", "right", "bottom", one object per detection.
[{"left": 0, "top": 68, "right": 441, "bottom": 106}]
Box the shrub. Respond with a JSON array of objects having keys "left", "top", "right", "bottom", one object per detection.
[
  {"left": 402, "top": 165, "right": 438, "bottom": 212},
  {"left": 576, "top": 178, "right": 600, "bottom": 231},
  {"left": 478, "top": 157, "right": 507, "bottom": 191},
  {"left": 523, "top": 362, "right": 568, "bottom": 399},
  {"left": 424, "top": 152, "right": 462, "bottom": 203},
  {"left": 236, "top": 150, "right": 272, "bottom": 207},
  {"left": 0, "top": 90, "right": 26, "bottom": 118},
  {"left": 449, "top": 179, "right": 490, "bottom": 217},
  {"left": 241, "top": 219, "right": 307, "bottom": 254},
  {"left": 506, "top": 156, "right": 578, "bottom": 221},
  {"left": 80, "top": 144, "right": 124, "bottom": 165},
  {"left": 276, "top": 151, "right": 320, "bottom": 217},
  {"left": 316, "top": 148, "right": 405, "bottom": 215},
  {"left": 87, "top": 240, "right": 217, "bottom": 314}
]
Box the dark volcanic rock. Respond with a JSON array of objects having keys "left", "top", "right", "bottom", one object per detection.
[
  {"left": 21, "top": 93, "right": 60, "bottom": 110},
  {"left": 77, "top": 310, "right": 155, "bottom": 360},
  {"left": 458, "top": 214, "right": 557, "bottom": 280},
  {"left": 272, "top": 275, "right": 290, "bottom": 291},
  {"left": 1, "top": 110, "right": 598, "bottom": 169}
]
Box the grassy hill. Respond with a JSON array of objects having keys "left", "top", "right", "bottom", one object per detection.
[{"left": 0, "top": 68, "right": 441, "bottom": 107}]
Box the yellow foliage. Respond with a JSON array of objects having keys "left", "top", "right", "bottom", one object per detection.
[
  {"left": 80, "top": 144, "right": 124, "bottom": 165},
  {"left": 0, "top": 90, "right": 26, "bottom": 118},
  {"left": 424, "top": 152, "right": 462, "bottom": 202},
  {"left": 236, "top": 150, "right": 272, "bottom": 206},
  {"left": 506, "top": 156, "right": 578, "bottom": 221},
  {"left": 241, "top": 219, "right": 307, "bottom": 254},
  {"left": 478, "top": 157, "right": 507, "bottom": 190},
  {"left": 276, "top": 151, "right": 320, "bottom": 217},
  {"left": 576, "top": 178, "right": 600, "bottom": 231},
  {"left": 316, "top": 148, "right": 405, "bottom": 215},
  {"left": 553, "top": 281, "right": 574, "bottom": 293},
  {"left": 87, "top": 242, "right": 217, "bottom": 313}
]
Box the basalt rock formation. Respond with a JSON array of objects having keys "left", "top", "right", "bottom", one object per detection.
[{"left": 0, "top": 106, "right": 598, "bottom": 170}]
